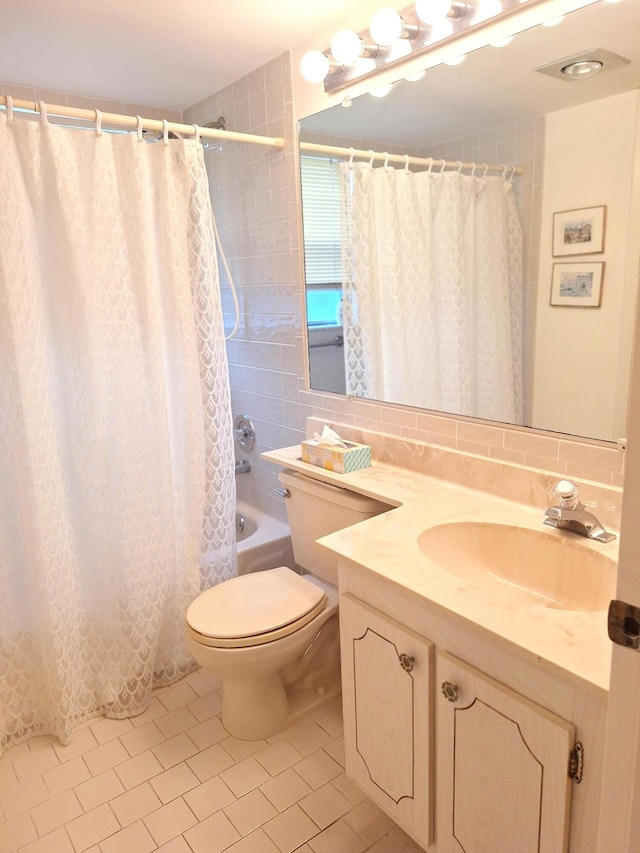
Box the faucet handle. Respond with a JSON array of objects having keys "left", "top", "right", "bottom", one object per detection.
[{"left": 552, "top": 479, "right": 580, "bottom": 509}]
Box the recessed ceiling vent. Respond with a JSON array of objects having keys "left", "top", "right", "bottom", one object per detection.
[{"left": 536, "top": 48, "right": 631, "bottom": 81}]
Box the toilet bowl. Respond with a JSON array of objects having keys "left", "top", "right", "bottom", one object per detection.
[{"left": 185, "top": 468, "right": 390, "bottom": 740}]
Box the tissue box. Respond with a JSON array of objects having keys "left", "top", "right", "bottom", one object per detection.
[{"left": 301, "top": 439, "right": 371, "bottom": 474}]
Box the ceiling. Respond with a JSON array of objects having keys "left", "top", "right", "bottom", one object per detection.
[
  {"left": 0, "top": 0, "right": 402, "bottom": 112},
  {"left": 301, "top": 0, "right": 640, "bottom": 148}
]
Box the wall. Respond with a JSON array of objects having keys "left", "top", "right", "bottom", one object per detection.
[
  {"left": 0, "top": 81, "right": 182, "bottom": 126},
  {"left": 533, "top": 90, "right": 640, "bottom": 441},
  {"left": 183, "top": 52, "right": 625, "bottom": 529}
]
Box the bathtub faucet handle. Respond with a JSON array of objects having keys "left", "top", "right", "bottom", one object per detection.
[{"left": 274, "top": 487, "right": 290, "bottom": 499}]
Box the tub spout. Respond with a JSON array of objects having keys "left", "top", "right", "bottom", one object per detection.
[{"left": 235, "top": 459, "right": 251, "bottom": 476}]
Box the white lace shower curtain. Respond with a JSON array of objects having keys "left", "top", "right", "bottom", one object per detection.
[
  {"left": 0, "top": 110, "right": 236, "bottom": 752},
  {"left": 341, "top": 163, "right": 523, "bottom": 422}
]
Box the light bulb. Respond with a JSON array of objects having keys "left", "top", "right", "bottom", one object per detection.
[
  {"left": 300, "top": 51, "right": 331, "bottom": 83},
  {"left": 331, "top": 29, "right": 364, "bottom": 65},
  {"left": 444, "top": 54, "right": 466, "bottom": 66},
  {"left": 405, "top": 69, "right": 427, "bottom": 81},
  {"left": 426, "top": 17, "right": 453, "bottom": 43},
  {"left": 370, "top": 83, "right": 394, "bottom": 98},
  {"left": 370, "top": 8, "right": 404, "bottom": 46},
  {"left": 561, "top": 60, "right": 603, "bottom": 78},
  {"left": 542, "top": 15, "right": 565, "bottom": 26},
  {"left": 472, "top": 0, "right": 503, "bottom": 24},
  {"left": 491, "top": 36, "right": 513, "bottom": 47},
  {"left": 415, "top": 0, "right": 453, "bottom": 25}
]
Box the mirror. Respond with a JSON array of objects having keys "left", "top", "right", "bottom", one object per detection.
[{"left": 299, "top": 0, "right": 640, "bottom": 442}]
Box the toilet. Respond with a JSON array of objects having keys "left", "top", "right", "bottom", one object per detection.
[{"left": 185, "top": 468, "right": 389, "bottom": 740}]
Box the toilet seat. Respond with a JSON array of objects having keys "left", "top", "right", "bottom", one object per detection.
[{"left": 185, "top": 566, "right": 328, "bottom": 649}]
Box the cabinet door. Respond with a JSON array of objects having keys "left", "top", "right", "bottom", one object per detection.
[
  {"left": 437, "top": 650, "right": 575, "bottom": 853},
  {"left": 340, "top": 593, "right": 434, "bottom": 849}
]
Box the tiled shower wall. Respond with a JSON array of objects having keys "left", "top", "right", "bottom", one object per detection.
[{"left": 184, "top": 51, "right": 624, "bottom": 521}]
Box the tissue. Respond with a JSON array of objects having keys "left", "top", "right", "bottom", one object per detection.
[{"left": 301, "top": 426, "right": 371, "bottom": 474}]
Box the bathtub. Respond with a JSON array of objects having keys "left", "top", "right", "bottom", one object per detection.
[{"left": 236, "top": 501, "right": 296, "bottom": 575}]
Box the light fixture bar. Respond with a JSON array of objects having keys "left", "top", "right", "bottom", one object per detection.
[{"left": 319, "top": 0, "right": 532, "bottom": 94}]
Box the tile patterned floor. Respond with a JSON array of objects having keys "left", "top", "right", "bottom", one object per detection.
[{"left": 0, "top": 671, "right": 424, "bottom": 853}]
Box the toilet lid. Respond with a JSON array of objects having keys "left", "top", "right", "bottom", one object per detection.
[{"left": 185, "top": 567, "right": 327, "bottom": 646}]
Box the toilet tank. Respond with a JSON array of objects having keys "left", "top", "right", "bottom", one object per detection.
[{"left": 277, "top": 469, "right": 391, "bottom": 586}]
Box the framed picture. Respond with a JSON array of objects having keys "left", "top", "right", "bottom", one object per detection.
[
  {"left": 550, "top": 262, "right": 604, "bottom": 307},
  {"left": 552, "top": 206, "right": 606, "bottom": 256}
]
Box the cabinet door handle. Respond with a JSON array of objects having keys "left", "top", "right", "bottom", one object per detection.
[
  {"left": 399, "top": 653, "right": 414, "bottom": 673},
  {"left": 441, "top": 681, "right": 459, "bottom": 702}
]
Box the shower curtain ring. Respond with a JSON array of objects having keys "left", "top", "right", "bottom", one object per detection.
[
  {"left": 348, "top": 147, "right": 355, "bottom": 168},
  {"left": 95, "top": 110, "right": 103, "bottom": 136},
  {"left": 427, "top": 158, "right": 434, "bottom": 173},
  {"left": 502, "top": 165, "right": 508, "bottom": 180},
  {"left": 439, "top": 159, "right": 446, "bottom": 172},
  {"left": 5, "top": 95, "right": 13, "bottom": 124},
  {"left": 456, "top": 161, "right": 463, "bottom": 173},
  {"left": 136, "top": 115, "right": 144, "bottom": 142},
  {"left": 509, "top": 165, "right": 516, "bottom": 181},
  {"left": 193, "top": 124, "right": 201, "bottom": 145},
  {"left": 482, "top": 163, "right": 489, "bottom": 178},
  {"left": 383, "top": 152, "right": 390, "bottom": 171},
  {"left": 367, "top": 149, "right": 375, "bottom": 168},
  {"left": 404, "top": 154, "right": 410, "bottom": 173},
  {"left": 162, "top": 119, "right": 169, "bottom": 145},
  {"left": 38, "top": 100, "right": 50, "bottom": 127}
]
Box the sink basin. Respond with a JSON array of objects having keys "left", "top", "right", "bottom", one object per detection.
[{"left": 417, "top": 521, "right": 616, "bottom": 611}]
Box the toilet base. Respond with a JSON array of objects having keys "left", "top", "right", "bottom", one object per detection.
[
  {"left": 222, "top": 674, "right": 290, "bottom": 741},
  {"left": 221, "top": 670, "right": 342, "bottom": 741},
  {"left": 287, "top": 670, "right": 342, "bottom": 726}
]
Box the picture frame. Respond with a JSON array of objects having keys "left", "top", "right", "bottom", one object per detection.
[
  {"left": 552, "top": 205, "right": 606, "bottom": 256},
  {"left": 550, "top": 262, "right": 604, "bottom": 307}
]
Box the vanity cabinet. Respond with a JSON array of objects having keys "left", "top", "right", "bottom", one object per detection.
[
  {"left": 437, "top": 650, "right": 575, "bottom": 853},
  {"left": 340, "top": 593, "right": 435, "bottom": 849},
  {"left": 340, "top": 585, "right": 592, "bottom": 853}
]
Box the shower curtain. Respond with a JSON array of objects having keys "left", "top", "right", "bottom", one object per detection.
[
  {"left": 341, "top": 163, "right": 523, "bottom": 423},
  {"left": 0, "top": 110, "right": 236, "bottom": 752}
]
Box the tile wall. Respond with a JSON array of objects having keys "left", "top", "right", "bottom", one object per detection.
[{"left": 0, "top": 83, "right": 183, "bottom": 126}]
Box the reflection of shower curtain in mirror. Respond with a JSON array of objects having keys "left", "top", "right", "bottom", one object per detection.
[{"left": 340, "top": 163, "right": 523, "bottom": 422}]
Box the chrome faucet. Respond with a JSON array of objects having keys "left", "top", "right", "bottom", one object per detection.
[{"left": 543, "top": 480, "right": 616, "bottom": 543}]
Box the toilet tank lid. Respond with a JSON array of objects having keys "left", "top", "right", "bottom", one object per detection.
[
  {"left": 278, "top": 469, "right": 391, "bottom": 513},
  {"left": 185, "top": 566, "right": 326, "bottom": 640}
]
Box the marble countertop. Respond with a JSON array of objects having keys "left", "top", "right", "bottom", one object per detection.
[{"left": 263, "top": 446, "right": 618, "bottom": 694}]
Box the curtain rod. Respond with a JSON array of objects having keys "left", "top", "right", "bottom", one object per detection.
[
  {"left": 1, "top": 96, "right": 285, "bottom": 150},
  {"left": 300, "top": 141, "right": 524, "bottom": 176}
]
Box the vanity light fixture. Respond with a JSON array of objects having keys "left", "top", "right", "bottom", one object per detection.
[
  {"left": 300, "top": 0, "right": 538, "bottom": 93},
  {"left": 331, "top": 30, "right": 366, "bottom": 65},
  {"left": 370, "top": 7, "right": 421, "bottom": 45}
]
